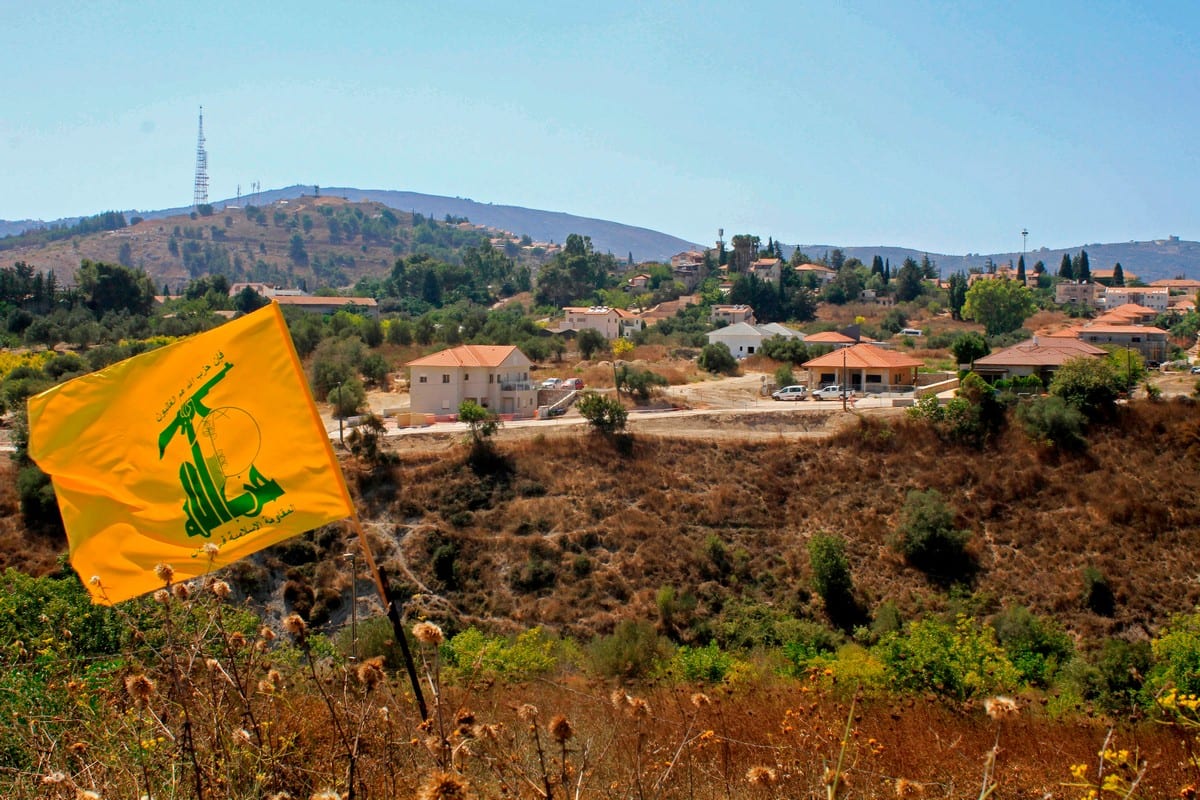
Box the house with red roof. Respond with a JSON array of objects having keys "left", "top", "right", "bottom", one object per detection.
[
  {"left": 406, "top": 345, "right": 536, "bottom": 416},
  {"left": 801, "top": 342, "right": 922, "bottom": 393},
  {"left": 971, "top": 337, "right": 1107, "bottom": 384}
]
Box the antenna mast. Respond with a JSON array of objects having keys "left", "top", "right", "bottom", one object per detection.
[{"left": 193, "top": 106, "right": 209, "bottom": 208}]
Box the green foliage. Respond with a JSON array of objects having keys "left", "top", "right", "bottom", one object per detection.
[
  {"left": 447, "top": 626, "right": 558, "bottom": 681},
  {"left": 946, "top": 272, "right": 969, "bottom": 320},
  {"left": 0, "top": 568, "right": 124, "bottom": 659},
  {"left": 698, "top": 342, "right": 738, "bottom": 375},
  {"left": 1150, "top": 610, "right": 1200, "bottom": 697},
  {"left": 671, "top": 642, "right": 733, "bottom": 683},
  {"left": 962, "top": 277, "right": 1036, "bottom": 336},
  {"left": 879, "top": 308, "right": 908, "bottom": 336},
  {"left": 75, "top": 259, "right": 157, "bottom": 318},
  {"left": 1049, "top": 356, "right": 1122, "bottom": 421},
  {"left": 534, "top": 233, "right": 618, "bottom": 307},
  {"left": 328, "top": 379, "right": 366, "bottom": 417},
  {"left": 587, "top": 620, "right": 669, "bottom": 680},
  {"left": 876, "top": 615, "right": 1020, "bottom": 700},
  {"left": 576, "top": 327, "right": 607, "bottom": 360},
  {"left": 950, "top": 331, "right": 989, "bottom": 366},
  {"left": 577, "top": 391, "right": 627, "bottom": 434},
  {"left": 893, "top": 489, "right": 973, "bottom": 580},
  {"left": 509, "top": 558, "right": 557, "bottom": 592},
  {"left": 760, "top": 335, "right": 810, "bottom": 365},
  {"left": 808, "top": 533, "right": 855, "bottom": 625},
  {"left": 991, "top": 605, "right": 1073, "bottom": 687},
  {"left": 781, "top": 621, "right": 846, "bottom": 672},
  {"left": 458, "top": 400, "right": 500, "bottom": 446},
  {"left": 616, "top": 364, "right": 668, "bottom": 401},
  {"left": 1016, "top": 395, "right": 1087, "bottom": 451},
  {"left": 773, "top": 363, "right": 795, "bottom": 389}
]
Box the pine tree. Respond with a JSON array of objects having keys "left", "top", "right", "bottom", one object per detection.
[
  {"left": 1058, "top": 253, "right": 1074, "bottom": 280},
  {"left": 871, "top": 255, "right": 884, "bottom": 277},
  {"left": 1112, "top": 262, "right": 1125, "bottom": 287},
  {"left": 1016, "top": 255, "right": 1026, "bottom": 284},
  {"left": 883, "top": 258, "right": 891, "bottom": 285}
]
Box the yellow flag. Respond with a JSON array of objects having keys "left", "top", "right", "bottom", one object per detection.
[{"left": 27, "top": 303, "right": 354, "bottom": 604}]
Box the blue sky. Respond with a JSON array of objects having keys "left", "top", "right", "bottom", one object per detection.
[{"left": 2, "top": 1, "right": 1197, "bottom": 255}]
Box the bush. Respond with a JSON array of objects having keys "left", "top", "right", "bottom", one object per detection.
[
  {"left": 698, "top": 342, "right": 738, "bottom": 375},
  {"left": 1049, "top": 356, "right": 1122, "bottom": 421},
  {"left": 1150, "top": 610, "right": 1200, "bottom": 697},
  {"left": 773, "top": 363, "right": 795, "bottom": 389},
  {"left": 616, "top": 365, "right": 668, "bottom": 401},
  {"left": 447, "top": 626, "right": 558, "bottom": 681},
  {"left": 808, "top": 533, "right": 857, "bottom": 626},
  {"left": 893, "top": 489, "right": 973, "bottom": 581},
  {"left": 588, "top": 619, "right": 669, "bottom": 680},
  {"left": 781, "top": 621, "right": 846, "bottom": 673},
  {"left": 876, "top": 615, "right": 1020, "bottom": 700},
  {"left": 577, "top": 391, "right": 627, "bottom": 435},
  {"left": 1016, "top": 395, "right": 1087, "bottom": 451},
  {"left": 671, "top": 642, "right": 733, "bottom": 683},
  {"left": 991, "top": 605, "right": 1073, "bottom": 687}
]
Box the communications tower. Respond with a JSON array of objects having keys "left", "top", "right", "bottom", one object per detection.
[{"left": 193, "top": 107, "right": 209, "bottom": 208}]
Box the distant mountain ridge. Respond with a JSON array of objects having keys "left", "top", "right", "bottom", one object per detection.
[
  {"left": 786, "top": 239, "right": 1200, "bottom": 284},
  {"left": 4, "top": 186, "right": 1200, "bottom": 281}
]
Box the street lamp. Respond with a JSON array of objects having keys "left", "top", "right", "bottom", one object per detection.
[{"left": 343, "top": 551, "right": 358, "bottom": 661}]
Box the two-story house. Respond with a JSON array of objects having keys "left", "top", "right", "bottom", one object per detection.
[
  {"left": 557, "top": 306, "right": 637, "bottom": 339},
  {"left": 406, "top": 345, "right": 536, "bottom": 417}
]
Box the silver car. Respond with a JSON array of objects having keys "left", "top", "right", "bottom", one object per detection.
[{"left": 771, "top": 385, "right": 808, "bottom": 401}]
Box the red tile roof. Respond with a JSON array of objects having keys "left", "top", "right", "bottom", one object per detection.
[
  {"left": 406, "top": 345, "right": 524, "bottom": 368},
  {"left": 804, "top": 331, "right": 857, "bottom": 344},
  {"left": 803, "top": 342, "right": 922, "bottom": 369},
  {"left": 974, "top": 339, "right": 1106, "bottom": 368}
]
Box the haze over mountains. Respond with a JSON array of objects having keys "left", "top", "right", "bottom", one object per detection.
[{"left": 4, "top": 185, "right": 1199, "bottom": 282}]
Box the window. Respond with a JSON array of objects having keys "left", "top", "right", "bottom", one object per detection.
[
  {"left": 464, "top": 373, "right": 469, "bottom": 380},
  {"left": 442, "top": 374, "right": 450, "bottom": 383},
  {"left": 419, "top": 376, "right": 427, "bottom": 383},
  {"left": 489, "top": 374, "right": 494, "bottom": 384}
]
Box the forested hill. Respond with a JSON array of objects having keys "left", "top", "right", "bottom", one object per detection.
[{"left": 9, "top": 186, "right": 704, "bottom": 265}]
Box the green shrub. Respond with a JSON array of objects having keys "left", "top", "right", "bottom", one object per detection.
[
  {"left": 671, "top": 641, "right": 733, "bottom": 683},
  {"left": 588, "top": 620, "right": 669, "bottom": 680},
  {"left": 876, "top": 615, "right": 1020, "bottom": 700},
  {"left": 698, "top": 342, "right": 738, "bottom": 375},
  {"left": 1150, "top": 610, "right": 1200, "bottom": 697},
  {"left": 781, "top": 620, "right": 846, "bottom": 673},
  {"left": 447, "top": 626, "right": 558, "bottom": 680},
  {"left": 616, "top": 365, "right": 668, "bottom": 401},
  {"left": 1016, "top": 395, "right": 1087, "bottom": 450},
  {"left": 510, "top": 558, "right": 557, "bottom": 593},
  {"left": 893, "top": 489, "right": 973, "bottom": 580},
  {"left": 808, "top": 533, "right": 861, "bottom": 627},
  {"left": 577, "top": 391, "right": 627, "bottom": 435},
  {"left": 991, "top": 605, "right": 1073, "bottom": 687}
]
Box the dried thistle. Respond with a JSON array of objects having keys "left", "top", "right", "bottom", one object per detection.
[
  {"left": 75, "top": 790, "right": 102, "bottom": 800},
  {"left": 124, "top": 674, "right": 156, "bottom": 706},
  {"left": 153, "top": 562, "right": 175, "bottom": 583},
  {"left": 210, "top": 579, "right": 231, "bottom": 599},
  {"left": 310, "top": 792, "right": 341, "bottom": 800},
  {"left": 895, "top": 777, "right": 926, "bottom": 796},
  {"left": 691, "top": 692, "right": 712, "bottom": 708},
  {"left": 548, "top": 714, "right": 574, "bottom": 743},
  {"left": 746, "top": 765, "right": 777, "bottom": 786},
  {"left": 41, "top": 771, "right": 68, "bottom": 785},
  {"left": 517, "top": 703, "right": 539, "bottom": 723},
  {"left": 171, "top": 582, "right": 190, "bottom": 600},
  {"left": 202, "top": 542, "right": 220, "bottom": 558},
  {"left": 610, "top": 690, "right": 630, "bottom": 710},
  {"left": 357, "top": 657, "right": 386, "bottom": 690},
  {"left": 283, "top": 614, "right": 307, "bottom": 640},
  {"left": 153, "top": 589, "right": 170, "bottom": 605},
  {"left": 628, "top": 696, "right": 651, "bottom": 720},
  {"left": 417, "top": 770, "right": 472, "bottom": 800},
  {"left": 984, "top": 695, "right": 1019, "bottom": 721},
  {"left": 413, "top": 621, "right": 445, "bottom": 645}
]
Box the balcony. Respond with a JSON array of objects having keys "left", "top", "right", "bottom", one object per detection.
[{"left": 500, "top": 381, "right": 533, "bottom": 392}]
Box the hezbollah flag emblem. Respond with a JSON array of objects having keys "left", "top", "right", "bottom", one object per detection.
[{"left": 27, "top": 302, "right": 354, "bottom": 604}]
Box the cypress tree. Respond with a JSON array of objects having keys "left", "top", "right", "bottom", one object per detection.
[
  {"left": 1017, "top": 255, "right": 1026, "bottom": 284},
  {"left": 1113, "top": 262, "right": 1125, "bottom": 287},
  {"left": 1077, "top": 250, "right": 1091, "bottom": 282},
  {"left": 1058, "top": 253, "right": 1074, "bottom": 280}
]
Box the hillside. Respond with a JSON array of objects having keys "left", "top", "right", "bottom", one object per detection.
[{"left": 0, "top": 196, "right": 542, "bottom": 290}]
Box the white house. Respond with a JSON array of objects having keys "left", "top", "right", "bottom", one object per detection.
[
  {"left": 406, "top": 345, "right": 537, "bottom": 416},
  {"left": 706, "top": 322, "right": 804, "bottom": 359},
  {"left": 557, "top": 306, "right": 637, "bottom": 339}
]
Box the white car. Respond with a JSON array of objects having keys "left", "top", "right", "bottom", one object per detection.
[
  {"left": 771, "top": 385, "right": 808, "bottom": 401},
  {"left": 813, "top": 384, "right": 854, "bottom": 401},
  {"left": 540, "top": 377, "right": 563, "bottom": 389},
  {"left": 899, "top": 328, "right": 923, "bottom": 337}
]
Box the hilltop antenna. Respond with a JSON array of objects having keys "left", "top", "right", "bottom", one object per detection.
[{"left": 193, "top": 106, "right": 209, "bottom": 208}]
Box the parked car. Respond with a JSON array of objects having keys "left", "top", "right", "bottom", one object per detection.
[
  {"left": 1190, "top": 365, "right": 1200, "bottom": 375},
  {"left": 540, "top": 377, "right": 563, "bottom": 389},
  {"left": 899, "top": 328, "right": 924, "bottom": 337},
  {"left": 771, "top": 385, "right": 808, "bottom": 401},
  {"left": 565, "top": 377, "right": 584, "bottom": 390},
  {"left": 812, "top": 384, "right": 854, "bottom": 400}
]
